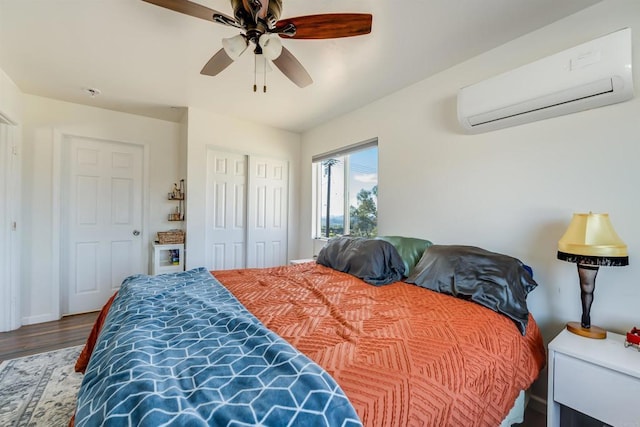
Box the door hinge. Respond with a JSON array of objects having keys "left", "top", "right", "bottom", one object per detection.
[
  {"left": 12, "top": 221, "right": 17, "bottom": 231},
  {"left": 12, "top": 146, "right": 17, "bottom": 156}
]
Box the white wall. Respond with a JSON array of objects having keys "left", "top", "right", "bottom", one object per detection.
[
  {"left": 299, "top": 0, "right": 640, "bottom": 402},
  {"left": 21, "top": 95, "right": 182, "bottom": 324},
  {"left": 0, "top": 68, "right": 21, "bottom": 124},
  {"left": 184, "top": 107, "right": 301, "bottom": 269},
  {"left": 15, "top": 98, "right": 300, "bottom": 325}
]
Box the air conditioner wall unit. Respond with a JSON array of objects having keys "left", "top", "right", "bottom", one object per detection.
[{"left": 457, "top": 28, "right": 633, "bottom": 134}]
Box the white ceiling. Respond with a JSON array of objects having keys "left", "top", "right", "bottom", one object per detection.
[{"left": 0, "top": 0, "right": 601, "bottom": 133}]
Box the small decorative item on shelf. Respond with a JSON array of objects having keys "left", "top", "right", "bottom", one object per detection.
[
  {"left": 170, "top": 249, "right": 180, "bottom": 265},
  {"left": 169, "top": 206, "right": 183, "bottom": 221},
  {"left": 624, "top": 327, "right": 640, "bottom": 351},
  {"left": 168, "top": 180, "right": 185, "bottom": 200}
]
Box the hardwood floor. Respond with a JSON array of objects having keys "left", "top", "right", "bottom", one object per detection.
[
  {"left": 0, "top": 311, "right": 547, "bottom": 426},
  {"left": 0, "top": 311, "right": 98, "bottom": 362},
  {"left": 517, "top": 406, "right": 546, "bottom": 427}
]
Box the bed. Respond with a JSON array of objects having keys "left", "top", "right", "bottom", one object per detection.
[{"left": 72, "top": 238, "right": 546, "bottom": 426}]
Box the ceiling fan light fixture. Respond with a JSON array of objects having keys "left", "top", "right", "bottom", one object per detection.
[
  {"left": 259, "top": 34, "right": 283, "bottom": 60},
  {"left": 222, "top": 34, "right": 248, "bottom": 59}
]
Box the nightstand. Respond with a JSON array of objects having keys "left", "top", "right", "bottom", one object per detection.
[
  {"left": 547, "top": 328, "right": 640, "bottom": 426},
  {"left": 289, "top": 258, "right": 315, "bottom": 265},
  {"left": 151, "top": 243, "right": 185, "bottom": 275}
]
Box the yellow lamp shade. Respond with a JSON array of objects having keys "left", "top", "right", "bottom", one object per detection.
[{"left": 558, "top": 213, "right": 628, "bottom": 258}]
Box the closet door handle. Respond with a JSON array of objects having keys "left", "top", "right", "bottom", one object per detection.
[{"left": 133, "top": 230, "right": 140, "bottom": 236}]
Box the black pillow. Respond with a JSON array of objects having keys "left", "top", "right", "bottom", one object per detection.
[
  {"left": 316, "top": 236, "right": 405, "bottom": 286},
  {"left": 405, "top": 245, "right": 537, "bottom": 335}
]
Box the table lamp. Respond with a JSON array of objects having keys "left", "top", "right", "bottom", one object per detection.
[{"left": 557, "top": 212, "right": 628, "bottom": 339}]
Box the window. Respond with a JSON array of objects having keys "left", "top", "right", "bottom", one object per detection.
[{"left": 312, "top": 139, "right": 378, "bottom": 238}]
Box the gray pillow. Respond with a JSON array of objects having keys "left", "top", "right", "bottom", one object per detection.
[
  {"left": 405, "top": 245, "right": 537, "bottom": 335},
  {"left": 316, "top": 236, "right": 405, "bottom": 286}
]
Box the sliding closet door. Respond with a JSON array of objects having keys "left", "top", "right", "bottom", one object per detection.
[
  {"left": 205, "top": 150, "right": 247, "bottom": 270},
  {"left": 205, "top": 150, "right": 289, "bottom": 270},
  {"left": 246, "top": 156, "right": 289, "bottom": 268}
]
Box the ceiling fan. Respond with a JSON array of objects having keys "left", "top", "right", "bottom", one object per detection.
[{"left": 142, "top": 0, "right": 372, "bottom": 90}]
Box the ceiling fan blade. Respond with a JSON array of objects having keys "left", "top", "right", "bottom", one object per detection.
[
  {"left": 200, "top": 48, "right": 234, "bottom": 76},
  {"left": 271, "top": 46, "right": 312, "bottom": 88},
  {"left": 275, "top": 14, "right": 372, "bottom": 39},
  {"left": 141, "top": 0, "right": 234, "bottom": 24}
]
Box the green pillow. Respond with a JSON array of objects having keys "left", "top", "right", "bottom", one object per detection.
[{"left": 375, "top": 236, "right": 433, "bottom": 276}]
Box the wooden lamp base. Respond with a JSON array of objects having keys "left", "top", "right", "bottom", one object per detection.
[{"left": 566, "top": 321, "right": 607, "bottom": 339}]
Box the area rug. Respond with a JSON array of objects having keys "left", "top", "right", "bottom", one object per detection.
[{"left": 0, "top": 345, "right": 83, "bottom": 426}]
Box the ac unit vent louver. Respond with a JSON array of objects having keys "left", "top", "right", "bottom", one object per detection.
[{"left": 457, "top": 28, "right": 633, "bottom": 133}]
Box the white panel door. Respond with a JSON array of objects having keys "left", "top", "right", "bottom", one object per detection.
[
  {"left": 205, "top": 150, "right": 247, "bottom": 270},
  {"left": 64, "top": 136, "right": 144, "bottom": 314},
  {"left": 246, "top": 156, "right": 288, "bottom": 268},
  {"left": 0, "top": 124, "right": 9, "bottom": 329},
  {"left": 0, "top": 122, "right": 20, "bottom": 331}
]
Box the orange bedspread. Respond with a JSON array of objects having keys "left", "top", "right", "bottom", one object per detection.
[{"left": 214, "top": 262, "right": 546, "bottom": 427}]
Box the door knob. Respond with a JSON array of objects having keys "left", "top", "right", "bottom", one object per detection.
[{"left": 133, "top": 230, "right": 140, "bottom": 236}]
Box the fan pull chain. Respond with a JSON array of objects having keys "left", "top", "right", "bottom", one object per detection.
[
  {"left": 253, "top": 55, "right": 257, "bottom": 92},
  {"left": 252, "top": 55, "right": 269, "bottom": 93}
]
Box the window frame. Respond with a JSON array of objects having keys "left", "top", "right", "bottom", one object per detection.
[{"left": 311, "top": 138, "right": 378, "bottom": 239}]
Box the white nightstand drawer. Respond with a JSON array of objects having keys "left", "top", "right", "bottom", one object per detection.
[{"left": 555, "top": 352, "right": 640, "bottom": 426}]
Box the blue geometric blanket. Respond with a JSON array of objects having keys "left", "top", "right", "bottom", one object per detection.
[{"left": 74, "top": 267, "right": 361, "bottom": 427}]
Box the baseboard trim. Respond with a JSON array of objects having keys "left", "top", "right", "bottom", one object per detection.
[
  {"left": 528, "top": 394, "right": 547, "bottom": 416},
  {"left": 21, "top": 313, "right": 58, "bottom": 325}
]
